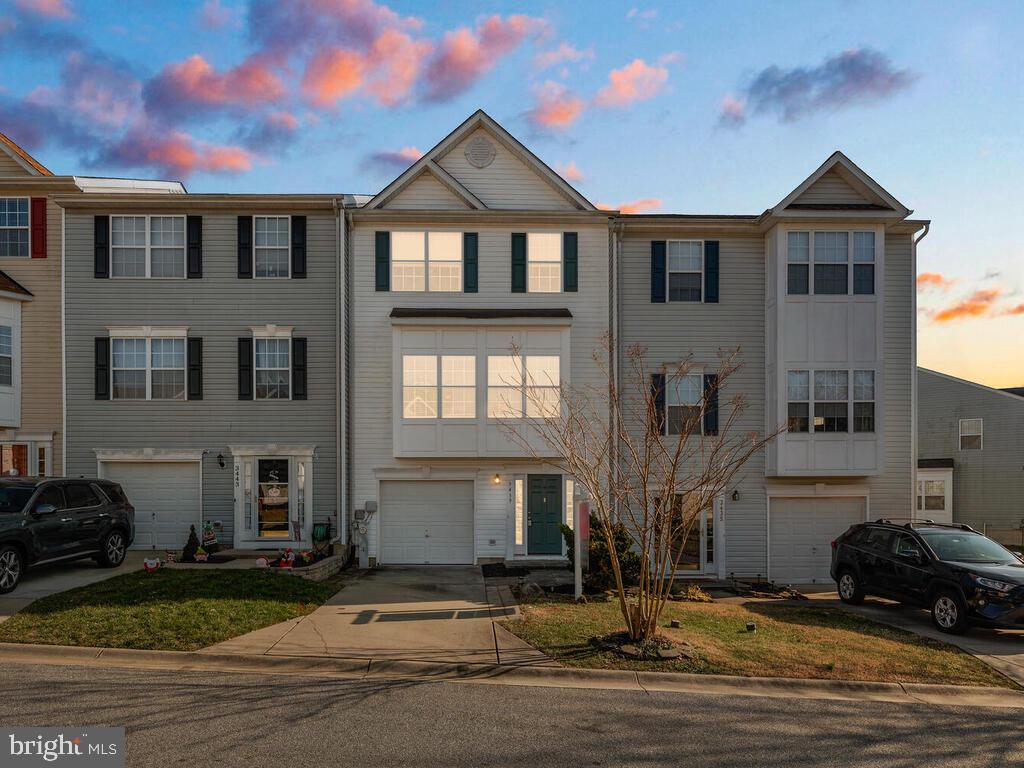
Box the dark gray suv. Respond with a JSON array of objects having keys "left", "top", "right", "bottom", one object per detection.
[{"left": 0, "top": 477, "right": 135, "bottom": 593}]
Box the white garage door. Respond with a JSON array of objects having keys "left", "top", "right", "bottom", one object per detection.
[
  {"left": 102, "top": 462, "right": 201, "bottom": 550},
  {"left": 769, "top": 497, "right": 866, "bottom": 585},
  {"left": 379, "top": 480, "right": 474, "bottom": 565}
]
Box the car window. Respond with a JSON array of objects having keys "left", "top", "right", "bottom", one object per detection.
[
  {"left": 99, "top": 483, "right": 129, "bottom": 505},
  {"left": 919, "top": 531, "right": 1016, "bottom": 564},
  {"left": 64, "top": 483, "right": 101, "bottom": 508},
  {"left": 34, "top": 485, "right": 66, "bottom": 510},
  {"left": 0, "top": 487, "right": 34, "bottom": 514},
  {"left": 863, "top": 528, "right": 894, "bottom": 552},
  {"left": 891, "top": 533, "right": 921, "bottom": 557}
]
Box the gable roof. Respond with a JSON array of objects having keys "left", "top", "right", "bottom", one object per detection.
[
  {"left": 772, "top": 151, "right": 909, "bottom": 217},
  {"left": 366, "top": 110, "right": 595, "bottom": 211},
  {"left": 0, "top": 269, "right": 33, "bottom": 300},
  {"left": 0, "top": 132, "right": 53, "bottom": 177}
]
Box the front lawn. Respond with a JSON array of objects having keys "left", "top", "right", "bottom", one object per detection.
[
  {"left": 0, "top": 570, "right": 340, "bottom": 651},
  {"left": 506, "top": 597, "right": 1014, "bottom": 688}
]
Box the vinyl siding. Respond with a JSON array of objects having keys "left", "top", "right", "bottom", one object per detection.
[
  {"left": 0, "top": 153, "right": 33, "bottom": 177},
  {"left": 63, "top": 210, "right": 338, "bottom": 544},
  {"left": 387, "top": 173, "right": 470, "bottom": 210},
  {"left": 475, "top": 471, "right": 507, "bottom": 559},
  {"left": 918, "top": 368, "right": 1024, "bottom": 532},
  {"left": 792, "top": 169, "right": 871, "bottom": 206}
]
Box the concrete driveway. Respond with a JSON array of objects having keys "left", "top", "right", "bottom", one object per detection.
[
  {"left": 208, "top": 566, "right": 553, "bottom": 666},
  {"left": 0, "top": 551, "right": 146, "bottom": 622}
]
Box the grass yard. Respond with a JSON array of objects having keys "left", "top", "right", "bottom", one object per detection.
[
  {"left": 0, "top": 570, "right": 341, "bottom": 651},
  {"left": 506, "top": 597, "right": 1015, "bottom": 688}
]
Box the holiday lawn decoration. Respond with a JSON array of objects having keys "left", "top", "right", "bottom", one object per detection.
[
  {"left": 194, "top": 546, "right": 209, "bottom": 563},
  {"left": 181, "top": 525, "right": 201, "bottom": 562},
  {"left": 143, "top": 558, "right": 162, "bottom": 573},
  {"left": 201, "top": 521, "right": 220, "bottom": 554}
]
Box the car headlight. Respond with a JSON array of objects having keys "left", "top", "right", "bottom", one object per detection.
[{"left": 972, "top": 575, "right": 1015, "bottom": 593}]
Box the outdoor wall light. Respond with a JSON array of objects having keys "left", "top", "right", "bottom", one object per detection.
[
  {"left": 731, "top": 489, "right": 739, "bottom": 501},
  {"left": 493, "top": 473, "right": 501, "bottom": 485},
  {"left": 217, "top": 453, "right": 225, "bottom": 469}
]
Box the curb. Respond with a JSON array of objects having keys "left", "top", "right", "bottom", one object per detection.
[{"left": 1, "top": 642, "right": 1023, "bottom": 708}]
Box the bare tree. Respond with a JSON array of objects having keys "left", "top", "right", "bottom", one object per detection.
[{"left": 496, "top": 336, "right": 782, "bottom": 642}]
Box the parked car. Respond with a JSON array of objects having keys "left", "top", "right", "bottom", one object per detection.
[
  {"left": 0, "top": 477, "right": 135, "bottom": 594},
  {"left": 831, "top": 519, "right": 1024, "bottom": 633}
]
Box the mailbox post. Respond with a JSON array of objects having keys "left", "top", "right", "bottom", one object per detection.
[{"left": 574, "top": 500, "right": 590, "bottom": 601}]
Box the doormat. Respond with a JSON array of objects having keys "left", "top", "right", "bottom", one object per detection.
[
  {"left": 481, "top": 563, "right": 530, "bottom": 578},
  {"left": 191, "top": 555, "right": 237, "bottom": 564}
]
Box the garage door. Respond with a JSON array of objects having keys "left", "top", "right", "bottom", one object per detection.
[
  {"left": 769, "top": 497, "right": 866, "bottom": 584},
  {"left": 102, "top": 462, "right": 201, "bottom": 550},
  {"left": 379, "top": 480, "right": 474, "bottom": 564}
]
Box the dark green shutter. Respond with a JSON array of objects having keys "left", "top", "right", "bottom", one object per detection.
[
  {"left": 704, "top": 240, "right": 719, "bottom": 303},
  {"left": 238, "top": 338, "right": 253, "bottom": 400},
  {"left": 94, "top": 337, "right": 110, "bottom": 400},
  {"left": 703, "top": 374, "right": 719, "bottom": 435},
  {"left": 237, "top": 216, "right": 253, "bottom": 279},
  {"left": 186, "top": 215, "right": 202, "bottom": 279},
  {"left": 375, "top": 231, "right": 390, "bottom": 291},
  {"left": 511, "top": 233, "right": 526, "bottom": 293},
  {"left": 187, "top": 337, "right": 203, "bottom": 400},
  {"left": 563, "top": 232, "right": 578, "bottom": 292},
  {"left": 94, "top": 216, "right": 109, "bottom": 278},
  {"left": 650, "top": 241, "right": 666, "bottom": 302},
  {"left": 291, "top": 215, "right": 306, "bottom": 278},
  {"left": 463, "top": 232, "right": 478, "bottom": 292},
  {"left": 650, "top": 373, "right": 666, "bottom": 435},
  {"left": 292, "top": 338, "right": 307, "bottom": 400}
]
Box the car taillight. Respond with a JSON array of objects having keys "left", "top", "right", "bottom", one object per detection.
[{"left": 831, "top": 539, "right": 838, "bottom": 550}]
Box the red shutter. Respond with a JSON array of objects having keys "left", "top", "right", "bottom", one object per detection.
[{"left": 30, "top": 198, "right": 46, "bottom": 258}]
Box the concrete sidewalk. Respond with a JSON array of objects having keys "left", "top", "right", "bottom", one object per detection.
[{"left": 207, "top": 566, "right": 555, "bottom": 667}]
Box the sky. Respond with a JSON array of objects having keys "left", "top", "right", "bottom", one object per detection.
[{"left": 1, "top": 0, "right": 1022, "bottom": 387}]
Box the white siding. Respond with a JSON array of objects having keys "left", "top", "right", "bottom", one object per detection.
[
  {"left": 387, "top": 172, "right": 470, "bottom": 210},
  {"left": 475, "top": 472, "right": 507, "bottom": 559},
  {"left": 791, "top": 169, "right": 871, "bottom": 206}
]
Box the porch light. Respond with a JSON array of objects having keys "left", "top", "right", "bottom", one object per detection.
[
  {"left": 493, "top": 473, "right": 501, "bottom": 485},
  {"left": 217, "top": 453, "right": 225, "bottom": 469},
  {"left": 731, "top": 489, "right": 739, "bottom": 501}
]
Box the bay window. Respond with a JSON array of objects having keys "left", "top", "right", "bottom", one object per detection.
[
  {"left": 853, "top": 370, "right": 875, "bottom": 433},
  {"left": 0, "top": 325, "right": 11, "bottom": 387},
  {"left": 813, "top": 232, "right": 848, "bottom": 295},
  {"left": 813, "top": 370, "right": 848, "bottom": 432},
  {"left": 487, "top": 354, "right": 561, "bottom": 418},
  {"left": 787, "top": 370, "right": 809, "bottom": 432},
  {"left": 402, "top": 355, "right": 477, "bottom": 419}
]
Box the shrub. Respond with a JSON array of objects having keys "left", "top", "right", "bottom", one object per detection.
[{"left": 561, "top": 516, "right": 642, "bottom": 592}]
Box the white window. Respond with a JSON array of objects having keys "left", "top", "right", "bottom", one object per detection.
[
  {"left": 0, "top": 325, "right": 10, "bottom": 387},
  {"left": 667, "top": 241, "right": 702, "bottom": 302},
  {"left": 959, "top": 418, "right": 983, "bottom": 450},
  {"left": 111, "top": 336, "right": 186, "bottom": 400},
  {"left": 401, "top": 355, "right": 476, "bottom": 419},
  {"left": 525, "top": 356, "right": 560, "bottom": 417},
  {"left": 565, "top": 478, "right": 574, "bottom": 530},
  {"left": 111, "top": 216, "right": 185, "bottom": 278},
  {"left": 255, "top": 338, "right": 290, "bottom": 399},
  {"left": 813, "top": 231, "right": 848, "bottom": 295},
  {"left": 787, "top": 232, "right": 809, "bottom": 295},
  {"left": 402, "top": 355, "right": 437, "bottom": 419},
  {"left": 813, "top": 370, "right": 849, "bottom": 433},
  {"left": 254, "top": 216, "right": 290, "bottom": 278},
  {"left": 527, "top": 232, "right": 561, "bottom": 293},
  {"left": 486, "top": 354, "right": 562, "bottom": 419},
  {"left": 786, "top": 370, "right": 809, "bottom": 433},
  {"left": 788, "top": 230, "right": 877, "bottom": 297},
  {"left": 487, "top": 355, "right": 523, "bottom": 418},
  {"left": 853, "top": 370, "right": 875, "bottom": 433},
  {"left": 441, "top": 355, "right": 475, "bottom": 418},
  {"left": 150, "top": 339, "right": 186, "bottom": 400},
  {"left": 917, "top": 479, "right": 946, "bottom": 511},
  {"left": 0, "top": 198, "right": 29, "bottom": 258},
  {"left": 667, "top": 373, "right": 702, "bottom": 435},
  {"left": 111, "top": 338, "right": 146, "bottom": 399},
  {"left": 391, "top": 231, "right": 463, "bottom": 292},
  {"left": 853, "top": 232, "right": 875, "bottom": 295}
]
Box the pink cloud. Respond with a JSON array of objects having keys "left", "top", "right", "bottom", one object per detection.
[
  {"left": 526, "top": 81, "right": 585, "bottom": 129},
  {"left": 145, "top": 55, "right": 286, "bottom": 119},
  {"left": 933, "top": 288, "right": 1003, "bottom": 323},
  {"left": 594, "top": 58, "right": 669, "bottom": 108},
  {"left": 363, "top": 145, "right": 423, "bottom": 172},
  {"left": 556, "top": 161, "right": 584, "bottom": 183},
  {"left": 100, "top": 128, "right": 254, "bottom": 178},
  {"left": 301, "top": 47, "right": 365, "bottom": 107},
  {"left": 719, "top": 94, "right": 747, "bottom": 127},
  {"left": 365, "top": 28, "right": 433, "bottom": 106},
  {"left": 596, "top": 198, "right": 662, "bottom": 214},
  {"left": 917, "top": 272, "right": 955, "bottom": 292},
  {"left": 15, "top": 0, "right": 73, "bottom": 19},
  {"left": 1002, "top": 303, "right": 1024, "bottom": 316},
  {"left": 199, "top": 0, "right": 240, "bottom": 29},
  {"left": 534, "top": 41, "right": 593, "bottom": 71},
  {"left": 425, "top": 14, "right": 548, "bottom": 102}
]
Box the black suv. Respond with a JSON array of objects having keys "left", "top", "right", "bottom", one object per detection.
[
  {"left": 831, "top": 519, "right": 1024, "bottom": 634},
  {"left": 0, "top": 477, "right": 135, "bottom": 594}
]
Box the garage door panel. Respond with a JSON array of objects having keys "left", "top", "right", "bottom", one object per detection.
[
  {"left": 103, "top": 462, "right": 201, "bottom": 551},
  {"left": 380, "top": 480, "right": 474, "bottom": 565},
  {"left": 770, "top": 497, "right": 864, "bottom": 585}
]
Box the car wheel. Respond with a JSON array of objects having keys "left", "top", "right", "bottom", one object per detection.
[
  {"left": 837, "top": 570, "right": 865, "bottom": 605},
  {"left": 931, "top": 590, "right": 969, "bottom": 634},
  {"left": 0, "top": 545, "right": 23, "bottom": 594},
  {"left": 98, "top": 530, "right": 127, "bottom": 568}
]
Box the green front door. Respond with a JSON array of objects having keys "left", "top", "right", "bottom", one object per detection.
[{"left": 528, "top": 475, "right": 562, "bottom": 555}]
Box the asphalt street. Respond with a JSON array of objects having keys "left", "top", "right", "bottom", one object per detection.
[{"left": 0, "top": 662, "right": 1020, "bottom": 767}]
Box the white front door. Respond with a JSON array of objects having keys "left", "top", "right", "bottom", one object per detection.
[
  {"left": 769, "top": 497, "right": 866, "bottom": 584},
  {"left": 102, "top": 461, "right": 201, "bottom": 550},
  {"left": 379, "top": 480, "right": 474, "bottom": 564}
]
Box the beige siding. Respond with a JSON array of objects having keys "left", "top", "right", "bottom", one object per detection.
[
  {"left": 386, "top": 172, "right": 470, "bottom": 210},
  {"left": 0, "top": 152, "right": 34, "bottom": 177},
  {"left": 437, "top": 129, "right": 575, "bottom": 211},
  {"left": 792, "top": 169, "right": 870, "bottom": 205}
]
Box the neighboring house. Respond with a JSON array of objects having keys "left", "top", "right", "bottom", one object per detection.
[
  {"left": 917, "top": 368, "right": 1024, "bottom": 544},
  {"left": 60, "top": 191, "right": 341, "bottom": 551}
]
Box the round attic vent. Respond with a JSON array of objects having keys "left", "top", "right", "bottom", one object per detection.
[{"left": 464, "top": 136, "right": 496, "bottom": 169}]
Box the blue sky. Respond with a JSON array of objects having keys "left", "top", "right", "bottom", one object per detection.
[{"left": 2, "top": 0, "right": 1022, "bottom": 385}]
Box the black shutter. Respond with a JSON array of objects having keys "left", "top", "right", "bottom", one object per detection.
[
  {"left": 463, "top": 232, "right": 478, "bottom": 292},
  {"left": 237, "top": 216, "right": 253, "bottom": 279},
  {"left": 703, "top": 374, "right": 719, "bottom": 436},
  {"left": 704, "top": 240, "right": 719, "bottom": 303},
  {"left": 291, "top": 215, "right": 307, "bottom": 278},
  {"left": 187, "top": 337, "right": 203, "bottom": 400},
  {"left": 375, "top": 231, "right": 390, "bottom": 291},
  {"left": 238, "top": 337, "right": 253, "bottom": 400},
  {"left": 292, "top": 337, "right": 307, "bottom": 400},
  {"left": 94, "top": 337, "right": 110, "bottom": 400},
  {"left": 650, "top": 373, "right": 666, "bottom": 435},
  {"left": 511, "top": 233, "right": 526, "bottom": 293},
  {"left": 650, "top": 240, "right": 666, "bottom": 302},
  {"left": 94, "top": 216, "right": 109, "bottom": 279},
  {"left": 563, "top": 232, "right": 578, "bottom": 292},
  {"left": 186, "top": 215, "right": 203, "bottom": 279}
]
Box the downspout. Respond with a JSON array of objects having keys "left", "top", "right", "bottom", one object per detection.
[
  {"left": 60, "top": 204, "right": 66, "bottom": 476},
  {"left": 910, "top": 222, "right": 930, "bottom": 519},
  {"left": 333, "top": 197, "right": 346, "bottom": 546},
  {"left": 609, "top": 219, "right": 624, "bottom": 522}
]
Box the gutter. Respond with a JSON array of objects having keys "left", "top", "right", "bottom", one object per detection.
[
  {"left": 333, "top": 197, "right": 347, "bottom": 547},
  {"left": 910, "top": 222, "right": 931, "bottom": 519}
]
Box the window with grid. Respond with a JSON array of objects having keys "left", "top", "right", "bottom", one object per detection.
[
  {"left": 111, "top": 338, "right": 147, "bottom": 399},
  {"left": 441, "top": 355, "right": 475, "bottom": 418},
  {"left": 813, "top": 370, "right": 848, "bottom": 432},
  {"left": 428, "top": 232, "right": 462, "bottom": 292},
  {"left": 391, "top": 232, "right": 425, "bottom": 291},
  {"left": 111, "top": 216, "right": 185, "bottom": 278},
  {"left": 111, "top": 216, "right": 147, "bottom": 277},
  {"left": 150, "top": 339, "right": 185, "bottom": 400},
  {"left": 254, "top": 217, "right": 290, "bottom": 278},
  {"left": 111, "top": 337, "right": 186, "bottom": 400},
  {"left": 487, "top": 355, "right": 522, "bottom": 418},
  {"left": 668, "top": 241, "right": 702, "bottom": 302},
  {"left": 853, "top": 232, "right": 875, "bottom": 295},
  {"left": 525, "top": 356, "right": 560, "bottom": 418},
  {"left": 255, "top": 338, "right": 290, "bottom": 399},
  {"left": 959, "top": 418, "right": 982, "bottom": 450},
  {"left": 391, "top": 232, "right": 463, "bottom": 292},
  {"left": 917, "top": 479, "right": 946, "bottom": 511},
  {"left": 787, "top": 232, "right": 809, "bottom": 295},
  {"left": 402, "top": 355, "right": 437, "bottom": 418},
  {"left": 787, "top": 370, "right": 809, "bottom": 432},
  {"left": 0, "top": 198, "right": 29, "bottom": 258},
  {"left": 527, "top": 232, "right": 561, "bottom": 293},
  {"left": 853, "top": 370, "right": 875, "bottom": 432},
  {"left": 0, "top": 325, "right": 11, "bottom": 386},
  {"left": 813, "top": 231, "right": 848, "bottom": 294},
  {"left": 667, "top": 373, "right": 702, "bottom": 435}
]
